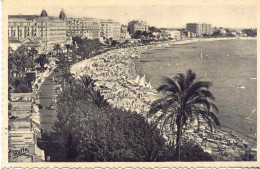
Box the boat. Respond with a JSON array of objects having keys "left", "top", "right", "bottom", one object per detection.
[
  {"left": 139, "top": 75, "right": 146, "bottom": 87},
  {"left": 134, "top": 75, "right": 140, "bottom": 84},
  {"left": 238, "top": 85, "right": 246, "bottom": 89}
]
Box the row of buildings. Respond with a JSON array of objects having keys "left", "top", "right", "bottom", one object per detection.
[
  {"left": 185, "top": 23, "right": 249, "bottom": 37},
  {"left": 8, "top": 9, "right": 152, "bottom": 53},
  {"left": 8, "top": 92, "right": 45, "bottom": 162}
]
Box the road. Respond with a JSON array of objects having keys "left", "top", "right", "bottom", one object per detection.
[
  {"left": 39, "top": 72, "right": 57, "bottom": 132},
  {"left": 38, "top": 71, "right": 65, "bottom": 161}
]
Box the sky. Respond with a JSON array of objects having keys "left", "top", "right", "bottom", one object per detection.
[{"left": 5, "top": 0, "right": 257, "bottom": 29}]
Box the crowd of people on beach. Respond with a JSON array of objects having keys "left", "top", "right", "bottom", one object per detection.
[{"left": 71, "top": 38, "right": 257, "bottom": 161}]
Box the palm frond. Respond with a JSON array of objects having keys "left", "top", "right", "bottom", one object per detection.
[
  {"left": 161, "top": 112, "right": 176, "bottom": 131},
  {"left": 151, "top": 111, "right": 167, "bottom": 129},
  {"left": 173, "top": 73, "right": 185, "bottom": 91},
  {"left": 187, "top": 81, "right": 212, "bottom": 97},
  {"left": 199, "top": 110, "right": 220, "bottom": 131},
  {"left": 185, "top": 69, "right": 196, "bottom": 89},
  {"left": 147, "top": 95, "right": 176, "bottom": 118},
  {"left": 208, "top": 111, "right": 220, "bottom": 127},
  {"left": 194, "top": 112, "right": 201, "bottom": 130},
  {"left": 186, "top": 97, "right": 209, "bottom": 110},
  {"left": 159, "top": 77, "right": 180, "bottom": 94},
  {"left": 199, "top": 89, "right": 215, "bottom": 101},
  {"left": 209, "top": 102, "right": 219, "bottom": 113},
  {"left": 147, "top": 98, "right": 165, "bottom": 118}
]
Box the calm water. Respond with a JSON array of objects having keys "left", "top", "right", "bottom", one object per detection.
[{"left": 136, "top": 39, "right": 257, "bottom": 144}]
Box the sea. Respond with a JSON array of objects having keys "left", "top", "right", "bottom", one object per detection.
[{"left": 135, "top": 39, "right": 257, "bottom": 145}]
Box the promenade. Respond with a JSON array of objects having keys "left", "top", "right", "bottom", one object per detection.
[{"left": 39, "top": 72, "right": 57, "bottom": 132}]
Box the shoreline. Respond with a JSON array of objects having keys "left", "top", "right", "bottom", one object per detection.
[
  {"left": 134, "top": 37, "right": 257, "bottom": 147},
  {"left": 70, "top": 37, "right": 257, "bottom": 160}
]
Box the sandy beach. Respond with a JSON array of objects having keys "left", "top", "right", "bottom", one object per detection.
[{"left": 70, "top": 37, "right": 257, "bottom": 160}]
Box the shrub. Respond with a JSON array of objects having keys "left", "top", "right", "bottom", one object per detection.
[{"left": 10, "top": 77, "right": 32, "bottom": 93}]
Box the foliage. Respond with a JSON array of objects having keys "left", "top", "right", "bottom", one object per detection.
[
  {"left": 25, "top": 72, "right": 36, "bottom": 84},
  {"left": 53, "top": 75, "right": 172, "bottom": 162},
  {"left": 149, "top": 26, "right": 159, "bottom": 33},
  {"left": 242, "top": 29, "right": 257, "bottom": 37},
  {"left": 28, "top": 47, "right": 38, "bottom": 68},
  {"left": 8, "top": 45, "right": 34, "bottom": 76},
  {"left": 211, "top": 30, "right": 222, "bottom": 37},
  {"left": 35, "top": 54, "right": 48, "bottom": 71},
  {"left": 111, "top": 40, "right": 119, "bottom": 47},
  {"left": 159, "top": 139, "right": 214, "bottom": 161},
  {"left": 72, "top": 37, "right": 103, "bottom": 60},
  {"left": 132, "top": 30, "right": 143, "bottom": 39},
  {"left": 9, "top": 77, "right": 31, "bottom": 93},
  {"left": 147, "top": 69, "right": 219, "bottom": 161},
  {"left": 53, "top": 43, "right": 62, "bottom": 56}
]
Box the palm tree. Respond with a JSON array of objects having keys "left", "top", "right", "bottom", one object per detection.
[
  {"left": 90, "top": 89, "right": 110, "bottom": 108},
  {"left": 147, "top": 69, "right": 220, "bottom": 161},
  {"left": 53, "top": 43, "right": 62, "bottom": 56},
  {"left": 35, "top": 54, "right": 48, "bottom": 72},
  {"left": 80, "top": 75, "right": 97, "bottom": 91},
  {"left": 29, "top": 47, "right": 38, "bottom": 70},
  {"left": 79, "top": 75, "right": 109, "bottom": 108},
  {"left": 65, "top": 44, "right": 71, "bottom": 58}
]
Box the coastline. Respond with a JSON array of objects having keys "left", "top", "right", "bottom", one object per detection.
[
  {"left": 134, "top": 37, "right": 257, "bottom": 147},
  {"left": 70, "top": 37, "right": 257, "bottom": 159}
]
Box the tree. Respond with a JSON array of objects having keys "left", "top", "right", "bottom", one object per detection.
[
  {"left": 53, "top": 78, "right": 169, "bottom": 162},
  {"left": 35, "top": 54, "right": 48, "bottom": 71},
  {"left": 79, "top": 75, "right": 109, "bottom": 108},
  {"left": 8, "top": 47, "right": 15, "bottom": 77},
  {"left": 149, "top": 26, "right": 158, "bottom": 33},
  {"left": 90, "top": 89, "right": 109, "bottom": 108},
  {"left": 53, "top": 43, "right": 62, "bottom": 56},
  {"left": 29, "top": 47, "right": 38, "bottom": 62},
  {"left": 80, "top": 75, "right": 97, "bottom": 91},
  {"left": 9, "top": 77, "right": 32, "bottom": 93},
  {"left": 242, "top": 29, "right": 257, "bottom": 37},
  {"left": 147, "top": 69, "right": 220, "bottom": 161},
  {"left": 11, "top": 45, "right": 32, "bottom": 76},
  {"left": 111, "top": 40, "right": 118, "bottom": 47},
  {"left": 72, "top": 37, "right": 102, "bottom": 60},
  {"left": 133, "top": 30, "right": 143, "bottom": 39},
  {"left": 65, "top": 44, "right": 72, "bottom": 58}
]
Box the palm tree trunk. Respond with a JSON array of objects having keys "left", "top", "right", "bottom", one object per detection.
[{"left": 175, "top": 120, "right": 182, "bottom": 161}]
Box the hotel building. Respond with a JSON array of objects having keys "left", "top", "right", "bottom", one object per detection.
[
  {"left": 186, "top": 23, "right": 212, "bottom": 36},
  {"left": 120, "top": 25, "right": 131, "bottom": 40},
  {"left": 8, "top": 10, "right": 67, "bottom": 53},
  {"left": 128, "top": 20, "right": 149, "bottom": 35},
  {"left": 65, "top": 17, "right": 101, "bottom": 39},
  {"left": 100, "top": 19, "right": 121, "bottom": 40}
]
